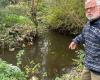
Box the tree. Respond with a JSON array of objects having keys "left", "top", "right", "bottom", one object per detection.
[{"left": 31, "top": 0, "right": 39, "bottom": 34}]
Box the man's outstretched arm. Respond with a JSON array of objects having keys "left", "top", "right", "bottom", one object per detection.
[{"left": 69, "top": 27, "right": 85, "bottom": 50}]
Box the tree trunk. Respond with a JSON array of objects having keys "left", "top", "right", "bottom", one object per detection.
[{"left": 31, "top": 0, "right": 39, "bottom": 34}]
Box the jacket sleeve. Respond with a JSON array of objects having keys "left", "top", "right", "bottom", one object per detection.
[{"left": 72, "top": 27, "right": 85, "bottom": 44}]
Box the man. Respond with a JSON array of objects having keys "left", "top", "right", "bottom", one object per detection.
[{"left": 69, "top": 0, "right": 100, "bottom": 80}]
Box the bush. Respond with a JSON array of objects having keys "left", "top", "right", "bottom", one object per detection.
[
  {"left": 6, "top": 2, "right": 30, "bottom": 16},
  {"left": 4, "top": 14, "right": 34, "bottom": 26},
  {"left": 44, "top": 0, "right": 86, "bottom": 34},
  {"left": 74, "top": 50, "right": 85, "bottom": 72},
  {"left": 0, "top": 2, "right": 36, "bottom": 47},
  {"left": 0, "top": 59, "right": 26, "bottom": 80},
  {"left": 0, "top": 0, "right": 10, "bottom": 8}
]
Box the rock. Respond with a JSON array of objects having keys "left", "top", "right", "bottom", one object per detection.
[
  {"left": 22, "top": 44, "right": 26, "bottom": 48},
  {"left": 9, "top": 48, "right": 15, "bottom": 51},
  {"left": 30, "top": 76, "right": 38, "bottom": 80}
]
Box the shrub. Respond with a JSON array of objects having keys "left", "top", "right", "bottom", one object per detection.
[
  {"left": 0, "top": 59, "right": 26, "bottom": 80},
  {"left": 0, "top": 0, "right": 10, "bottom": 8},
  {"left": 0, "top": 2, "right": 36, "bottom": 47},
  {"left": 44, "top": 0, "right": 86, "bottom": 34}
]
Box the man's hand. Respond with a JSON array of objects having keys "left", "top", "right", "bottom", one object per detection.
[{"left": 69, "top": 42, "right": 77, "bottom": 50}]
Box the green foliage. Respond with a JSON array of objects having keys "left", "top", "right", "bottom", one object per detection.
[
  {"left": 4, "top": 15, "right": 34, "bottom": 26},
  {"left": 37, "top": 1, "right": 48, "bottom": 16},
  {"left": 16, "top": 50, "right": 25, "bottom": 67},
  {"left": 0, "top": 59, "right": 26, "bottom": 80},
  {"left": 44, "top": 0, "right": 86, "bottom": 34},
  {"left": 0, "top": 1, "right": 35, "bottom": 29},
  {"left": 24, "top": 60, "right": 41, "bottom": 78},
  {"left": 55, "top": 50, "right": 85, "bottom": 80},
  {"left": 0, "top": 3, "right": 34, "bottom": 27},
  {"left": 74, "top": 50, "right": 85, "bottom": 72},
  {"left": 45, "top": 7, "right": 65, "bottom": 28},
  {"left": 6, "top": 2, "right": 30, "bottom": 16},
  {"left": 0, "top": 0, "right": 10, "bottom": 8},
  {"left": 16, "top": 50, "right": 47, "bottom": 79},
  {"left": 0, "top": 2, "right": 36, "bottom": 47},
  {"left": 55, "top": 74, "right": 80, "bottom": 80}
]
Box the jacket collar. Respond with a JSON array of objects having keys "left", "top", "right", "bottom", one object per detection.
[{"left": 89, "top": 18, "right": 100, "bottom": 28}]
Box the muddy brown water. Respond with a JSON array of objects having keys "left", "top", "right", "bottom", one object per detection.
[{"left": 0, "top": 31, "right": 78, "bottom": 80}]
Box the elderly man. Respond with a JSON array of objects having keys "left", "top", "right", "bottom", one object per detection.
[{"left": 69, "top": 0, "right": 100, "bottom": 80}]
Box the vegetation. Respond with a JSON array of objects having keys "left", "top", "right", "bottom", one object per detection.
[
  {"left": 55, "top": 50, "right": 85, "bottom": 80},
  {"left": 0, "top": 0, "right": 86, "bottom": 80},
  {"left": 16, "top": 50, "right": 47, "bottom": 80},
  {"left": 0, "top": 0, "right": 87, "bottom": 48},
  {"left": 15, "top": 49, "right": 85, "bottom": 80},
  {"left": 43, "top": 0, "right": 86, "bottom": 34},
  {"left": 0, "top": 49, "right": 84, "bottom": 80},
  {"left": 0, "top": 0, "right": 37, "bottom": 49},
  {"left": 0, "top": 59, "right": 26, "bottom": 80},
  {"left": 16, "top": 50, "right": 25, "bottom": 67}
]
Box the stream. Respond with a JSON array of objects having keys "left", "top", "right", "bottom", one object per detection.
[{"left": 0, "top": 31, "right": 78, "bottom": 80}]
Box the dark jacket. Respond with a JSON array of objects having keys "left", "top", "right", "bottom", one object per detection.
[{"left": 73, "top": 19, "right": 100, "bottom": 72}]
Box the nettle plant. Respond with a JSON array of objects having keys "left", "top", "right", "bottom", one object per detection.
[{"left": 0, "top": 59, "right": 26, "bottom": 80}]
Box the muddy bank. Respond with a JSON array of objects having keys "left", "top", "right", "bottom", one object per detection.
[{"left": 48, "top": 26, "right": 83, "bottom": 36}]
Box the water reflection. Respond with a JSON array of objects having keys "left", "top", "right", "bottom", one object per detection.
[
  {"left": 0, "top": 31, "right": 77, "bottom": 79},
  {"left": 45, "top": 32, "right": 76, "bottom": 79}
]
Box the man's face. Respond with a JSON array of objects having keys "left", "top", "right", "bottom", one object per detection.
[
  {"left": 85, "top": 0, "right": 100, "bottom": 20},
  {"left": 86, "top": 6, "right": 100, "bottom": 20},
  {"left": 85, "top": 7, "right": 99, "bottom": 20}
]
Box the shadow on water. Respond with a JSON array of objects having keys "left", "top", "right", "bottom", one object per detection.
[{"left": 0, "top": 31, "right": 77, "bottom": 80}]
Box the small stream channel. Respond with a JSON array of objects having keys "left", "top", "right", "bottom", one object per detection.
[{"left": 0, "top": 31, "right": 78, "bottom": 80}]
